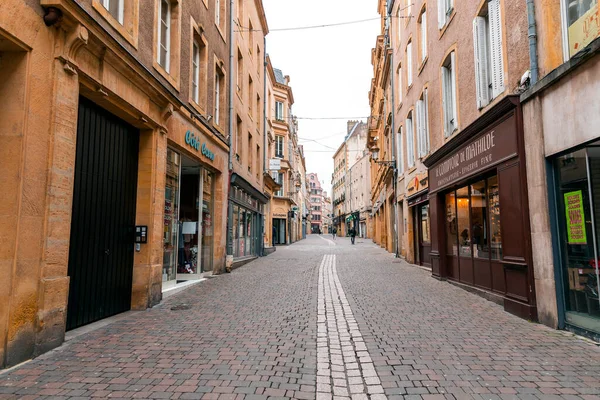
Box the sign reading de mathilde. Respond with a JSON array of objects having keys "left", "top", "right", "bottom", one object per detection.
[{"left": 429, "top": 114, "right": 518, "bottom": 193}]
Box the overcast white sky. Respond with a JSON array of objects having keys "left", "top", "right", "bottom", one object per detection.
[{"left": 263, "top": 0, "right": 380, "bottom": 195}]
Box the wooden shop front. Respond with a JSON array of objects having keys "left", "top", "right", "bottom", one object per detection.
[{"left": 424, "top": 97, "right": 537, "bottom": 321}]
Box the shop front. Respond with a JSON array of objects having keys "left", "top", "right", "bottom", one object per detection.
[
  {"left": 425, "top": 97, "right": 537, "bottom": 321},
  {"left": 228, "top": 174, "right": 268, "bottom": 260},
  {"left": 272, "top": 212, "right": 288, "bottom": 245},
  {"left": 408, "top": 191, "right": 431, "bottom": 268},
  {"left": 163, "top": 115, "right": 229, "bottom": 291},
  {"left": 551, "top": 144, "right": 600, "bottom": 337}
]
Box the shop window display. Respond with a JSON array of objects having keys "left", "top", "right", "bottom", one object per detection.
[
  {"left": 471, "top": 180, "right": 488, "bottom": 259},
  {"left": 555, "top": 147, "right": 600, "bottom": 333},
  {"left": 457, "top": 187, "right": 471, "bottom": 257},
  {"left": 163, "top": 149, "right": 180, "bottom": 283},
  {"left": 446, "top": 192, "right": 457, "bottom": 256}
]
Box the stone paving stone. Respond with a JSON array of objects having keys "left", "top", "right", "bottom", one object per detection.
[{"left": 0, "top": 235, "right": 598, "bottom": 400}]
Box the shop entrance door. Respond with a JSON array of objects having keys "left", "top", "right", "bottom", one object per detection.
[
  {"left": 67, "top": 97, "right": 139, "bottom": 330},
  {"left": 273, "top": 218, "right": 286, "bottom": 245},
  {"left": 416, "top": 203, "right": 432, "bottom": 267}
]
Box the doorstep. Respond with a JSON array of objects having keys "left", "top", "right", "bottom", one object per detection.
[
  {"left": 232, "top": 255, "right": 258, "bottom": 270},
  {"left": 162, "top": 278, "right": 208, "bottom": 299}
]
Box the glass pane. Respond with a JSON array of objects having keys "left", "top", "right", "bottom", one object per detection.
[
  {"left": 587, "top": 147, "right": 600, "bottom": 319},
  {"left": 488, "top": 176, "right": 502, "bottom": 260},
  {"left": 421, "top": 204, "right": 430, "bottom": 243},
  {"left": 471, "top": 180, "right": 488, "bottom": 259},
  {"left": 240, "top": 209, "right": 247, "bottom": 256},
  {"left": 457, "top": 186, "right": 471, "bottom": 257},
  {"left": 201, "top": 170, "right": 213, "bottom": 273},
  {"left": 233, "top": 205, "right": 239, "bottom": 258},
  {"left": 108, "top": 0, "right": 120, "bottom": 21},
  {"left": 445, "top": 192, "right": 457, "bottom": 256},
  {"left": 567, "top": 0, "right": 599, "bottom": 57},
  {"left": 163, "top": 149, "right": 180, "bottom": 283}
]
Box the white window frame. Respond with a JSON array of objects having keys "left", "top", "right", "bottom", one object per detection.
[
  {"left": 406, "top": 41, "right": 413, "bottom": 87},
  {"left": 396, "top": 126, "right": 404, "bottom": 174},
  {"left": 438, "top": 0, "right": 454, "bottom": 29},
  {"left": 397, "top": 65, "right": 402, "bottom": 104},
  {"left": 416, "top": 88, "right": 430, "bottom": 158},
  {"left": 102, "top": 0, "right": 124, "bottom": 24},
  {"left": 215, "top": 0, "right": 221, "bottom": 26},
  {"left": 396, "top": 9, "right": 402, "bottom": 46},
  {"left": 276, "top": 172, "right": 284, "bottom": 197},
  {"left": 441, "top": 52, "right": 458, "bottom": 137},
  {"left": 420, "top": 9, "right": 427, "bottom": 62},
  {"left": 275, "top": 101, "right": 284, "bottom": 121},
  {"left": 192, "top": 40, "right": 200, "bottom": 104},
  {"left": 473, "top": 15, "right": 491, "bottom": 109},
  {"left": 275, "top": 135, "right": 284, "bottom": 158},
  {"left": 157, "top": 0, "right": 171, "bottom": 72},
  {"left": 487, "top": 0, "right": 505, "bottom": 99},
  {"left": 214, "top": 72, "right": 221, "bottom": 125},
  {"left": 406, "top": 113, "right": 415, "bottom": 168}
]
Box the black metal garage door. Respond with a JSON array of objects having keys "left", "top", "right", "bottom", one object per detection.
[{"left": 66, "top": 97, "right": 140, "bottom": 330}]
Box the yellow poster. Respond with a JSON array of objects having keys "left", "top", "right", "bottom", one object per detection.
[{"left": 569, "top": 4, "right": 600, "bottom": 57}]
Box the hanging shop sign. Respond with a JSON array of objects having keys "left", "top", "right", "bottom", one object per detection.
[
  {"left": 429, "top": 115, "right": 517, "bottom": 193},
  {"left": 269, "top": 158, "right": 281, "bottom": 171},
  {"left": 564, "top": 190, "right": 587, "bottom": 245},
  {"left": 185, "top": 130, "right": 215, "bottom": 161}
]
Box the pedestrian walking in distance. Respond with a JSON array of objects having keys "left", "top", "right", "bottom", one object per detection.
[
  {"left": 332, "top": 227, "right": 337, "bottom": 240},
  {"left": 349, "top": 227, "right": 356, "bottom": 244}
]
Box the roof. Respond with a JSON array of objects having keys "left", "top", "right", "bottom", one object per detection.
[{"left": 273, "top": 68, "right": 286, "bottom": 85}]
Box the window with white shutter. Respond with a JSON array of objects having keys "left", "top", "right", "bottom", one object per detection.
[
  {"left": 473, "top": 15, "right": 491, "bottom": 109},
  {"left": 396, "top": 126, "right": 404, "bottom": 173},
  {"left": 275, "top": 101, "right": 284, "bottom": 121},
  {"left": 488, "top": 0, "right": 505, "bottom": 98},
  {"left": 397, "top": 65, "right": 403, "bottom": 104},
  {"left": 416, "top": 89, "right": 430, "bottom": 157},
  {"left": 102, "top": 0, "right": 124, "bottom": 24},
  {"left": 441, "top": 52, "right": 457, "bottom": 137},
  {"left": 275, "top": 136, "right": 284, "bottom": 158},
  {"left": 406, "top": 113, "right": 415, "bottom": 167},
  {"left": 406, "top": 41, "right": 413, "bottom": 87},
  {"left": 158, "top": 0, "right": 171, "bottom": 72},
  {"left": 438, "top": 0, "right": 454, "bottom": 29},
  {"left": 420, "top": 9, "right": 427, "bottom": 62},
  {"left": 396, "top": 9, "right": 402, "bottom": 45}
]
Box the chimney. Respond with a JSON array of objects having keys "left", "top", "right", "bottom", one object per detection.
[
  {"left": 285, "top": 75, "right": 290, "bottom": 85},
  {"left": 347, "top": 120, "right": 357, "bottom": 134}
]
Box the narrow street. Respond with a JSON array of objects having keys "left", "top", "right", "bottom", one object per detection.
[{"left": 1, "top": 235, "right": 599, "bottom": 400}]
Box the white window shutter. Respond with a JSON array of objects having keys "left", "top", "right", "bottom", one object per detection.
[
  {"left": 488, "top": 0, "right": 505, "bottom": 98},
  {"left": 423, "top": 88, "right": 430, "bottom": 153},
  {"left": 473, "top": 17, "right": 490, "bottom": 109},
  {"left": 450, "top": 52, "right": 458, "bottom": 132},
  {"left": 421, "top": 11, "right": 427, "bottom": 61},
  {"left": 396, "top": 127, "right": 403, "bottom": 173},
  {"left": 441, "top": 66, "right": 448, "bottom": 137},
  {"left": 407, "top": 42, "right": 412, "bottom": 86},
  {"left": 416, "top": 100, "right": 424, "bottom": 157},
  {"left": 438, "top": 0, "right": 445, "bottom": 29}
]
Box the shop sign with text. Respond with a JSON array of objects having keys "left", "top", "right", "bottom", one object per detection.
[
  {"left": 564, "top": 190, "right": 587, "bottom": 244},
  {"left": 430, "top": 115, "right": 517, "bottom": 192},
  {"left": 185, "top": 130, "right": 215, "bottom": 161}
]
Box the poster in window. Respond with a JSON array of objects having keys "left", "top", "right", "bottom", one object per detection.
[
  {"left": 564, "top": 190, "right": 587, "bottom": 245},
  {"left": 568, "top": 4, "right": 600, "bottom": 57}
]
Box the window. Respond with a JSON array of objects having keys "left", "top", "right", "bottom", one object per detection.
[
  {"left": 214, "top": 66, "right": 225, "bottom": 126},
  {"left": 419, "top": 8, "right": 427, "bottom": 63},
  {"left": 237, "top": 0, "right": 243, "bottom": 22},
  {"left": 192, "top": 41, "right": 200, "bottom": 103},
  {"left": 406, "top": 112, "right": 415, "bottom": 168},
  {"left": 236, "top": 115, "right": 242, "bottom": 160},
  {"left": 158, "top": 0, "right": 171, "bottom": 71},
  {"left": 191, "top": 38, "right": 207, "bottom": 106},
  {"left": 275, "top": 136, "right": 284, "bottom": 158},
  {"left": 406, "top": 41, "right": 413, "bottom": 87},
  {"left": 276, "top": 172, "right": 284, "bottom": 197},
  {"left": 396, "top": 126, "right": 404, "bottom": 173},
  {"left": 397, "top": 65, "right": 403, "bottom": 104},
  {"left": 248, "top": 19, "right": 254, "bottom": 52},
  {"left": 256, "top": 145, "right": 260, "bottom": 177},
  {"left": 441, "top": 51, "right": 458, "bottom": 137},
  {"left": 563, "top": 0, "right": 600, "bottom": 58},
  {"left": 248, "top": 132, "right": 253, "bottom": 174},
  {"left": 256, "top": 45, "right": 261, "bottom": 73},
  {"left": 256, "top": 94, "right": 261, "bottom": 128},
  {"left": 248, "top": 76, "right": 253, "bottom": 115},
  {"left": 416, "top": 88, "right": 430, "bottom": 157},
  {"left": 215, "top": 0, "right": 220, "bottom": 24},
  {"left": 101, "top": 0, "right": 123, "bottom": 24},
  {"left": 473, "top": 0, "right": 505, "bottom": 109},
  {"left": 215, "top": 0, "right": 226, "bottom": 30},
  {"left": 275, "top": 101, "right": 284, "bottom": 121},
  {"left": 237, "top": 50, "right": 243, "bottom": 95},
  {"left": 438, "top": 0, "right": 454, "bottom": 28}
]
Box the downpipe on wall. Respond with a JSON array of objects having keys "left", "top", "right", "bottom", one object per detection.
[{"left": 526, "top": 0, "right": 539, "bottom": 84}]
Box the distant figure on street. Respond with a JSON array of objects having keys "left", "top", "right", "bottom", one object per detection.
[
  {"left": 332, "top": 227, "right": 337, "bottom": 240},
  {"left": 349, "top": 227, "right": 356, "bottom": 244}
]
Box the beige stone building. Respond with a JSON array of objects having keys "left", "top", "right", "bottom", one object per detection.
[
  {"left": 227, "top": 0, "right": 268, "bottom": 263},
  {"left": 370, "top": 0, "right": 540, "bottom": 322},
  {"left": 1, "top": 0, "right": 231, "bottom": 368},
  {"left": 332, "top": 142, "right": 348, "bottom": 236},
  {"left": 264, "top": 58, "right": 305, "bottom": 245}
]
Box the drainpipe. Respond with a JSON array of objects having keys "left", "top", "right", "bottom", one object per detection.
[
  {"left": 526, "top": 0, "right": 539, "bottom": 84},
  {"left": 227, "top": 0, "right": 235, "bottom": 171}
]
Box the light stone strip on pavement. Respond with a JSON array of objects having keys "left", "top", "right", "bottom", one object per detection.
[{"left": 317, "top": 254, "right": 387, "bottom": 400}]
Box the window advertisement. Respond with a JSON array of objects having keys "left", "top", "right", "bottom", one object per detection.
[
  {"left": 554, "top": 147, "right": 600, "bottom": 334},
  {"left": 566, "top": 0, "right": 600, "bottom": 57}
]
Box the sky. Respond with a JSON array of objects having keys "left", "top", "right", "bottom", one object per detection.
[{"left": 262, "top": 0, "right": 381, "bottom": 195}]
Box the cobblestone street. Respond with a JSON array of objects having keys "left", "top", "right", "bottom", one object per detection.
[{"left": 1, "top": 235, "right": 599, "bottom": 400}]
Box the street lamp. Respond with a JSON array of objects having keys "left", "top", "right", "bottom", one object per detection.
[{"left": 370, "top": 146, "right": 395, "bottom": 168}]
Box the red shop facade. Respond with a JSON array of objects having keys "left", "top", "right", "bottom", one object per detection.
[{"left": 424, "top": 97, "right": 537, "bottom": 321}]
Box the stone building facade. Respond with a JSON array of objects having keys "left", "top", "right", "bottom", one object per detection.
[{"left": 0, "top": 0, "right": 230, "bottom": 368}]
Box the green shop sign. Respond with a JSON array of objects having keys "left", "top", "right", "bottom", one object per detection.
[
  {"left": 185, "top": 130, "right": 215, "bottom": 161},
  {"left": 564, "top": 190, "right": 587, "bottom": 245}
]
